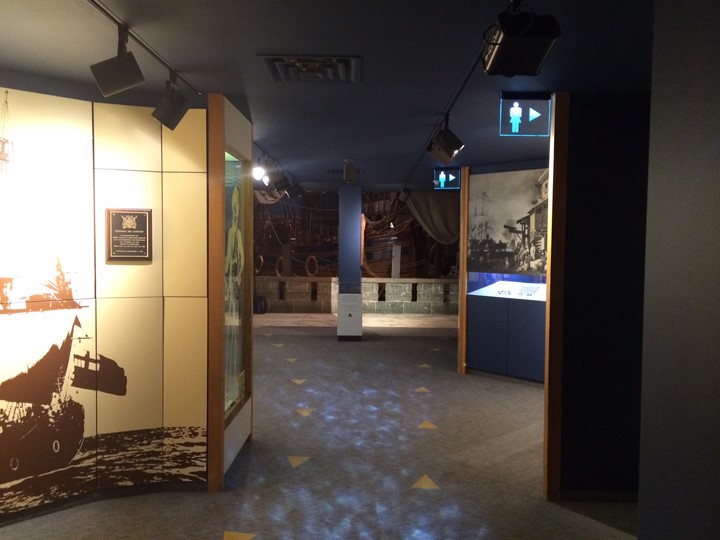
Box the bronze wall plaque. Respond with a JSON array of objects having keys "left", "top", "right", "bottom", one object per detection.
[{"left": 106, "top": 209, "right": 152, "bottom": 261}]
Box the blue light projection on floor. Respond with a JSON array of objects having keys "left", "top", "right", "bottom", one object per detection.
[{"left": 223, "top": 331, "right": 507, "bottom": 539}]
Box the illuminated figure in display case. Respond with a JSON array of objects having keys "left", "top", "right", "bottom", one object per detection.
[{"left": 224, "top": 186, "right": 245, "bottom": 315}]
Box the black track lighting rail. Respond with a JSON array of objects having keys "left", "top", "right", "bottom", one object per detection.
[{"left": 87, "top": 0, "right": 202, "bottom": 96}]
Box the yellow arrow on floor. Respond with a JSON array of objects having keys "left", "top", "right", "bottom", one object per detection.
[
  {"left": 430, "top": 347, "right": 440, "bottom": 352},
  {"left": 296, "top": 408, "right": 315, "bottom": 416},
  {"left": 412, "top": 475, "right": 440, "bottom": 489},
  {"left": 418, "top": 363, "right": 432, "bottom": 368},
  {"left": 224, "top": 532, "right": 256, "bottom": 540},
  {"left": 415, "top": 386, "right": 430, "bottom": 393},
  {"left": 287, "top": 456, "right": 311, "bottom": 468},
  {"left": 292, "top": 379, "right": 307, "bottom": 385},
  {"left": 418, "top": 420, "right": 438, "bottom": 429},
  {"left": 286, "top": 357, "right": 298, "bottom": 363}
]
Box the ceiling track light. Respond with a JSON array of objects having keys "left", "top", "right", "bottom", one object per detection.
[
  {"left": 427, "top": 114, "right": 465, "bottom": 165},
  {"left": 87, "top": 0, "right": 202, "bottom": 99},
  {"left": 90, "top": 24, "right": 145, "bottom": 97},
  {"left": 481, "top": 0, "right": 561, "bottom": 77},
  {"left": 152, "top": 70, "right": 190, "bottom": 130},
  {"left": 286, "top": 182, "right": 304, "bottom": 199}
]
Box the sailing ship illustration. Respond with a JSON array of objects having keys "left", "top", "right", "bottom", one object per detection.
[
  {"left": 1, "top": 258, "right": 82, "bottom": 314},
  {"left": 0, "top": 260, "right": 127, "bottom": 485},
  {"left": 0, "top": 315, "right": 127, "bottom": 485},
  {"left": 0, "top": 317, "right": 84, "bottom": 484}
]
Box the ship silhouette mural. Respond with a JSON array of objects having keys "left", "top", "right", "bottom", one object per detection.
[
  {"left": 0, "top": 316, "right": 126, "bottom": 484},
  {"left": 0, "top": 260, "right": 126, "bottom": 487},
  {"left": 1, "top": 258, "right": 207, "bottom": 518}
]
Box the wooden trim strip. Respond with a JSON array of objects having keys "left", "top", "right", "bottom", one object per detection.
[
  {"left": 206, "top": 93, "right": 226, "bottom": 492},
  {"left": 457, "top": 166, "right": 470, "bottom": 375},
  {"left": 544, "top": 92, "right": 569, "bottom": 501}
]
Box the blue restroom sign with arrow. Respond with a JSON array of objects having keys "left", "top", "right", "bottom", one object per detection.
[{"left": 499, "top": 96, "right": 551, "bottom": 137}]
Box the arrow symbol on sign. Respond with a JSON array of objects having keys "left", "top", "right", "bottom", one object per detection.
[
  {"left": 528, "top": 108, "right": 541, "bottom": 122},
  {"left": 448, "top": 174, "right": 456, "bottom": 182}
]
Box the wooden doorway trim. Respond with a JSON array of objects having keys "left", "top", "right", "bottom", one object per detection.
[
  {"left": 544, "top": 92, "right": 569, "bottom": 500},
  {"left": 457, "top": 166, "right": 470, "bottom": 375},
  {"left": 206, "top": 93, "right": 226, "bottom": 492}
]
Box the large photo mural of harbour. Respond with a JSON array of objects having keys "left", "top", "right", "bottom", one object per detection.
[
  {"left": 467, "top": 168, "right": 549, "bottom": 276},
  {"left": 0, "top": 88, "right": 207, "bottom": 518}
]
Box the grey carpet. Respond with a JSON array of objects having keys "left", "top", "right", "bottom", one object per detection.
[{"left": 0, "top": 324, "right": 637, "bottom": 539}]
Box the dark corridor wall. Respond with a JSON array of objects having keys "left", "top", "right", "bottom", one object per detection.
[{"left": 560, "top": 92, "right": 650, "bottom": 494}]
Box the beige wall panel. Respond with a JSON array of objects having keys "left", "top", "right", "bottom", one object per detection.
[
  {"left": 93, "top": 103, "right": 161, "bottom": 171},
  {"left": 94, "top": 169, "right": 163, "bottom": 299},
  {"left": 163, "top": 172, "right": 207, "bottom": 297},
  {"left": 162, "top": 108, "right": 207, "bottom": 172},
  {"left": 96, "top": 296, "right": 163, "bottom": 433},
  {"left": 0, "top": 87, "right": 95, "bottom": 300},
  {"left": 164, "top": 297, "right": 208, "bottom": 428}
]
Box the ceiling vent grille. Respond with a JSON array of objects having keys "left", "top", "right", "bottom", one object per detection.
[{"left": 259, "top": 55, "right": 362, "bottom": 83}]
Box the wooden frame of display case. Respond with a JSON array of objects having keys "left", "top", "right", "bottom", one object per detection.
[{"left": 207, "top": 93, "right": 254, "bottom": 492}]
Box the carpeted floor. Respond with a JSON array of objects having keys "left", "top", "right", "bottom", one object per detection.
[{"left": 0, "top": 318, "right": 637, "bottom": 539}]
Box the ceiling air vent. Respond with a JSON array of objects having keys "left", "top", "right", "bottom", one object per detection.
[{"left": 259, "top": 55, "right": 362, "bottom": 83}]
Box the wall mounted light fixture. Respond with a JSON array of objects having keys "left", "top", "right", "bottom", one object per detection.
[
  {"left": 90, "top": 25, "right": 146, "bottom": 97},
  {"left": 152, "top": 71, "right": 190, "bottom": 130},
  {"left": 427, "top": 114, "right": 465, "bottom": 165}
]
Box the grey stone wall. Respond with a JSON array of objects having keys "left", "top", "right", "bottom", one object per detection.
[
  {"left": 254, "top": 276, "right": 458, "bottom": 315},
  {"left": 254, "top": 276, "right": 333, "bottom": 313}
]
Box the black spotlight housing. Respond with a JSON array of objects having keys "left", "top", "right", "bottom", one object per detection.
[
  {"left": 269, "top": 174, "right": 290, "bottom": 192},
  {"left": 152, "top": 72, "right": 190, "bottom": 130},
  {"left": 286, "top": 182, "right": 304, "bottom": 199},
  {"left": 427, "top": 115, "right": 465, "bottom": 165},
  {"left": 481, "top": 4, "right": 561, "bottom": 77},
  {"left": 90, "top": 26, "right": 145, "bottom": 97}
]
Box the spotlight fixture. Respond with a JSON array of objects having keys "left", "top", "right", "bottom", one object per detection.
[
  {"left": 252, "top": 166, "right": 267, "bottom": 181},
  {"left": 90, "top": 25, "right": 146, "bottom": 97},
  {"left": 152, "top": 71, "right": 190, "bottom": 130},
  {"left": 269, "top": 174, "right": 290, "bottom": 192},
  {"left": 427, "top": 114, "right": 465, "bottom": 165},
  {"left": 481, "top": 1, "right": 561, "bottom": 77},
  {"left": 286, "top": 182, "right": 304, "bottom": 199}
]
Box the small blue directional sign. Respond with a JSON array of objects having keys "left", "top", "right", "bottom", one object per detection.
[
  {"left": 433, "top": 167, "right": 461, "bottom": 190},
  {"left": 499, "top": 94, "right": 551, "bottom": 137}
]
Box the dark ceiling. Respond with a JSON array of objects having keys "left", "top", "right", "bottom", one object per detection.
[{"left": 0, "top": 0, "right": 653, "bottom": 192}]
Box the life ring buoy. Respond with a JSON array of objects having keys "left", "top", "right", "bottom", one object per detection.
[
  {"left": 52, "top": 440, "right": 61, "bottom": 453},
  {"left": 305, "top": 255, "right": 319, "bottom": 277},
  {"left": 254, "top": 254, "right": 264, "bottom": 274},
  {"left": 275, "top": 256, "right": 283, "bottom": 276}
]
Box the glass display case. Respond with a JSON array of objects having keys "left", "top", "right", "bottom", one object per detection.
[{"left": 223, "top": 153, "right": 249, "bottom": 416}]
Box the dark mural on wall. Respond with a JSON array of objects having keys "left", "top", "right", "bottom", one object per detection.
[{"left": 0, "top": 262, "right": 206, "bottom": 516}]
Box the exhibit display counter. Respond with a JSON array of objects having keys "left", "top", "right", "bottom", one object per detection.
[{"left": 466, "top": 281, "right": 546, "bottom": 382}]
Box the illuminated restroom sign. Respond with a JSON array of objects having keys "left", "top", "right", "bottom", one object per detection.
[{"left": 499, "top": 93, "right": 551, "bottom": 137}]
